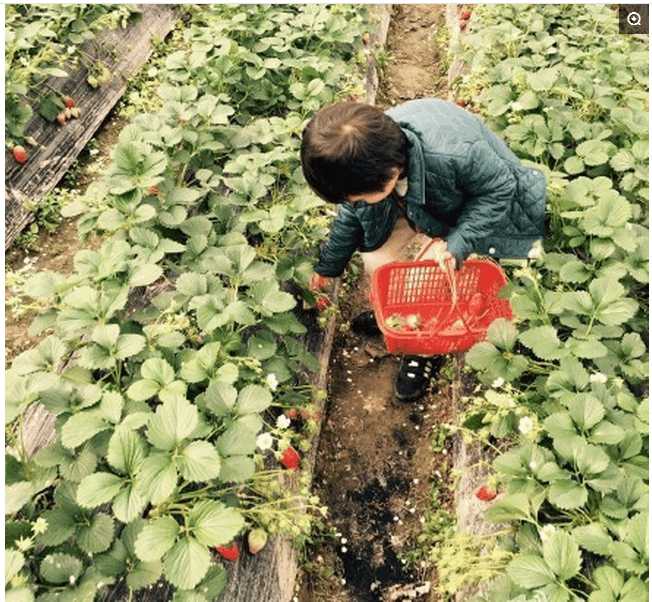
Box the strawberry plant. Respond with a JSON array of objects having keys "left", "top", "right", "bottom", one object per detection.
[
  {"left": 5, "top": 5, "right": 372, "bottom": 600},
  {"left": 5, "top": 4, "right": 139, "bottom": 145},
  {"left": 445, "top": 5, "right": 648, "bottom": 601}
]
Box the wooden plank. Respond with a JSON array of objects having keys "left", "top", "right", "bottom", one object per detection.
[{"left": 5, "top": 4, "right": 178, "bottom": 249}]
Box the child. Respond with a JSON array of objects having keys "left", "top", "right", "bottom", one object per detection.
[{"left": 300, "top": 98, "right": 546, "bottom": 402}]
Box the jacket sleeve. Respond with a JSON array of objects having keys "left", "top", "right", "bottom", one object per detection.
[
  {"left": 446, "top": 139, "right": 516, "bottom": 261},
  {"left": 314, "top": 204, "right": 364, "bottom": 277}
]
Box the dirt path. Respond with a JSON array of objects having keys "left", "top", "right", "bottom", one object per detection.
[{"left": 299, "top": 6, "right": 454, "bottom": 602}]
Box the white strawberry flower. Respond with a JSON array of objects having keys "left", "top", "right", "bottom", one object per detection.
[
  {"left": 256, "top": 433, "right": 273, "bottom": 451},
  {"left": 276, "top": 414, "right": 291, "bottom": 430},
  {"left": 492, "top": 377, "right": 505, "bottom": 388},
  {"left": 266, "top": 373, "right": 279, "bottom": 391},
  {"left": 32, "top": 517, "right": 48, "bottom": 535},
  {"left": 590, "top": 372, "right": 607, "bottom": 384},
  {"left": 518, "top": 416, "right": 534, "bottom": 435}
]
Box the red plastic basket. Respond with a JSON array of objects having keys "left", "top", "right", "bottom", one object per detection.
[{"left": 370, "top": 241, "right": 512, "bottom": 355}]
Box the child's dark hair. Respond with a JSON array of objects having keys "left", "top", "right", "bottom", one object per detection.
[{"left": 300, "top": 101, "right": 407, "bottom": 203}]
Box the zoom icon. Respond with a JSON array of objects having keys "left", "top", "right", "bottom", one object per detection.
[{"left": 619, "top": 4, "right": 649, "bottom": 33}]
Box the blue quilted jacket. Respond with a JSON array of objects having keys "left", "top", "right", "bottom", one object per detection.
[{"left": 314, "top": 98, "right": 547, "bottom": 277}]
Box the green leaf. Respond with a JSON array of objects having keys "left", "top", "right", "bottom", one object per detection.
[
  {"left": 219, "top": 455, "right": 255, "bottom": 482},
  {"left": 6, "top": 549, "right": 25, "bottom": 584},
  {"left": 127, "top": 379, "right": 160, "bottom": 401},
  {"left": 485, "top": 493, "right": 532, "bottom": 523},
  {"left": 107, "top": 428, "right": 147, "bottom": 474},
  {"left": 141, "top": 358, "right": 175, "bottom": 384},
  {"left": 548, "top": 479, "right": 588, "bottom": 510},
  {"left": 216, "top": 423, "right": 256, "bottom": 456},
  {"left": 163, "top": 537, "right": 211, "bottom": 590},
  {"left": 204, "top": 381, "right": 237, "bottom": 416},
  {"left": 77, "top": 513, "right": 114, "bottom": 554},
  {"left": 40, "top": 553, "right": 83, "bottom": 584},
  {"left": 574, "top": 523, "right": 613, "bottom": 555},
  {"left": 188, "top": 500, "right": 245, "bottom": 546},
  {"left": 179, "top": 441, "right": 221, "bottom": 482},
  {"left": 112, "top": 483, "right": 148, "bottom": 524},
  {"left": 100, "top": 391, "right": 124, "bottom": 424},
  {"left": 564, "top": 156, "right": 584, "bottom": 175},
  {"left": 518, "top": 326, "right": 563, "bottom": 360},
  {"left": 77, "top": 472, "right": 124, "bottom": 508},
  {"left": 6, "top": 482, "right": 34, "bottom": 515},
  {"left": 507, "top": 554, "right": 555, "bottom": 589},
  {"left": 136, "top": 452, "right": 178, "bottom": 505},
  {"left": 135, "top": 516, "right": 180, "bottom": 562},
  {"left": 542, "top": 530, "right": 581, "bottom": 581},
  {"left": 567, "top": 395, "right": 605, "bottom": 431},
  {"left": 115, "top": 334, "right": 146, "bottom": 359},
  {"left": 592, "top": 565, "right": 624, "bottom": 596},
  {"left": 38, "top": 508, "right": 76, "bottom": 546},
  {"left": 487, "top": 318, "right": 518, "bottom": 351},
  {"left": 262, "top": 291, "right": 296, "bottom": 313},
  {"left": 147, "top": 397, "right": 198, "bottom": 450},
  {"left": 236, "top": 384, "right": 272, "bottom": 415},
  {"left": 92, "top": 324, "right": 120, "bottom": 348},
  {"left": 61, "top": 411, "right": 110, "bottom": 449}
]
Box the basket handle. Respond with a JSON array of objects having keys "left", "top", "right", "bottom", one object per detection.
[{"left": 414, "top": 237, "right": 445, "bottom": 262}]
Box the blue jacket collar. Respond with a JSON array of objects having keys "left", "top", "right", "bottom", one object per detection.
[{"left": 400, "top": 126, "right": 426, "bottom": 206}]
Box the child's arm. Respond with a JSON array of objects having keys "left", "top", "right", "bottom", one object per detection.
[
  {"left": 447, "top": 139, "right": 516, "bottom": 263},
  {"left": 313, "top": 203, "right": 364, "bottom": 278}
]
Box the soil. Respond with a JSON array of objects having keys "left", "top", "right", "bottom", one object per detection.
[
  {"left": 4, "top": 110, "right": 126, "bottom": 363},
  {"left": 298, "top": 6, "right": 454, "bottom": 602}
]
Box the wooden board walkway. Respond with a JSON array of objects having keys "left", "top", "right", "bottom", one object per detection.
[{"left": 4, "top": 4, "right": 178, "bottom": 249}]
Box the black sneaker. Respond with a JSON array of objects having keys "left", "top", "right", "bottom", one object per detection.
[
  {"left": 350, "top": 310, "right": 381, "bottom": 336},
  {"left": 394, "top": 355, "right": 443, "bottom": 402}
]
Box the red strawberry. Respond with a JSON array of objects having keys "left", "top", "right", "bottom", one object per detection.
[
  {"left": 456, "top": 99, "right": 467, "bottom": 107},
  {"left": 468, "top": 293, "right": 486, "bottom": 316},
  {"left": 63, "top": 96, "right": 75, "bottom": 108},
  {"left": 147, "top": 185, "right": 160, "bottom": 196},
  {"left": 247, "top": 529, "right": 268, "bottom": 555},
  {"left": 315, "top": 296, "right": 331, "bottom": 311},
  {"left": 475, "top": 486, "right": 497, "bottom": 502},
  {"left": 285, "top": 408, "right": 299, "bottom": 420},
  {"left": 56, "top": 112, "right": 67, "bottom": 126},
  {"left": 460, "top": 20, "right": 467, "bottom": 31},
  {"left": 12, "top": 145, "right": 28, "bottom": 164},
  {"left": 215, "top": 542, "right": 239, "bottom": 561},
  {"left": 280, "top": 446, "right": 301, "bottom": 470},
  {"left": 460, "top": 10, "right": 471, "bottom": 20}
]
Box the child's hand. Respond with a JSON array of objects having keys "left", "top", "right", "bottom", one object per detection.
[{"left": 310, "top": 272, "right": 331, "bottom": 292}]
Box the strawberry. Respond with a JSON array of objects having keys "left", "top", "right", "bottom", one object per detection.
[
  {"left": 362, "top": 32, "right": 370, "bottom": 46},
  {"left": 247, "top": 529, "right": 268, "bottom": 555},
  {"left": 315, "top": 296, "right": 331, "bottom": 311},
  {"left": 64, "top": 108, "right": 73, "bottom": 120},
  {"left": 285, "top": 408, "right": 299, "bottom": 420},
  {"left": 56, "top": 112, "right": 67, "bottom": 126},
  {"left": 468, "top": 293, "right": 486, "bottom": 316},
  {"left": 460, "top": 10, "right": 471, "bottom": 20},
  {"left": 12, "top": 146, "right": 28, "bottom": 164},
  {"left": 456, "top": 99, "right": 467, "bottom": 107},
  {"left": 215, "top": 542, "right": 239, "bottom": 561},
  {"left": 475, "top": 486, "right": 497, "bottom": 502},
  {"left": 147, "top": 185, "right": 160, "bottom": 196},
  {"left": 280, "top": 446, "right": 301, "bottom": 470},
  {"left": 460, "top": 20, "right": 467, "bottom": 31},
  {"left": 63, "top": 96, "right": 75, "bottom": 108},
  {"left": 310, "top": 272, "right": 330, "bottom": 292},
  {"left": 70, "top": 107, "right": 81, "bottom": 119}
]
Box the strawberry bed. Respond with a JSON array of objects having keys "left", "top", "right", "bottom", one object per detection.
[
  {"left": 440, "top": 5, "right": 648, "bottom": 601},
  {"left": 5, "top": 6, "right": 375, "bottom": 601}
]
